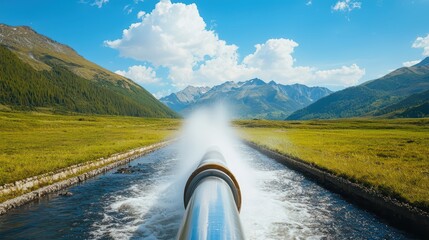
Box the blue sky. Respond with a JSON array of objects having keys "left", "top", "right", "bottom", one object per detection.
[{"left": 1, "top": 0, "right": 429, "bottom": 97}]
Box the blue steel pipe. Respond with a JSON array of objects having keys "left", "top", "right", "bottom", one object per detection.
[{"left": 177, "top": 150, "right": 245, "bottom": 240}]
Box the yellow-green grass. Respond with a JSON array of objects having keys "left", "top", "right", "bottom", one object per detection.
[
  {"left": 235, "top": 118, "right": 429, "bottom": 210},
  {"left": 0, "top": 111, "right": 181, "bottom": 187}
]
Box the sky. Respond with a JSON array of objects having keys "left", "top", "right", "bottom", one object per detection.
[{"left": 1, "top": 0, "right": 429, "bottom": 97}]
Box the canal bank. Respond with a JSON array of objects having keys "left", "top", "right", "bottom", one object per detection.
[
  {"left": 0, "top": 140, "right": 173, "bottom": 215},
  {"left": 243, "top": 140, "right": 429, "bottom": 238},
  {"left": 0, "top": 142, "right": 412, "bottom": 239}
]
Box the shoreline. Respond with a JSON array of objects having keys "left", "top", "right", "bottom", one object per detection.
[
  {"left": 244, "top": 140, "right": 429, "bottom": 238},
  {"left": 0, "top": 140, "right": 173, "bottom": 215}
]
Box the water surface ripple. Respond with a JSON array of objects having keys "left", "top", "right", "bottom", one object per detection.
[{"left": 0, "top": 143, "right": 412, "bottom": 239}]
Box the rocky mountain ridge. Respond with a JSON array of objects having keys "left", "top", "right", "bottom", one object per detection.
[{"left": 160, "top": 79, "right": 332, "bottom": 119}]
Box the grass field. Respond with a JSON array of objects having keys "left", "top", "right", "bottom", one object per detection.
[
  {"left": 235, "top": 118, "right": 429, "bottom": 210},
  {"left": 0, "top": 111, "right": 180, "bottom": 187}
]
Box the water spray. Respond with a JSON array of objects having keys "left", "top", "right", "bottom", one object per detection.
[{"left": 176, "top": 148, "right": 245, "bottom": 240}]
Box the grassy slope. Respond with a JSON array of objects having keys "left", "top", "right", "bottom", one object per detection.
[
  {"left": 235, "top": 119, "right": 429, "bottom": 210},
  {"left": 0, "top": 111, "right": 180, "bottom": 186},
  {"left": 374, "top": 89, "right": 429, "bottom": 118},
  {"left": 0, "top": 45, "right": 177, "bottom": 118},
  {"left": 0, "top": 24, "right": 131, "bottom": 84},
  {"left": 287, "top": 65, "right": 429, "bottom": 120}
]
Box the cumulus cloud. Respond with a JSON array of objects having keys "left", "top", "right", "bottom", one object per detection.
[
  {"left": 186, "top": 42, "right": 257, "bottom": 86},
  {"left": 115, "top": 65, "right": 160, "bottom": 84},
  {"left": 105, "top": 1, "right": 219, "bottom": 70},
  {"left": 107, "top": 0, "right": 364, "bottom": 89},
  {"left": 242, "top": 39, "right": 364, "bottom": 87},
  {"left": 137, "top": 11, "right": 146, "bottom": 19},
  {"left": 92, "top": 0, "right": 109, "bottom": 8},
  {"left": 105, "top": 0, "right": 253, "bottom": 87},
  {"left": 332, "top": 0, "right": 361, "bottom": 12},
  {"left": 243, "top": 39, "right": 313, "bottom": 84},
  {"left": 315, "top": 64, "right": 365, "bottom": 87},
  {"left": 244, "top": 39, "right": 298, "bottom": 70},
  {"left": 402, "top": 60, "right": 420, "bottom": 67},
  {"left": 412, "top": 34, "right": 429, "bottom": 56}
]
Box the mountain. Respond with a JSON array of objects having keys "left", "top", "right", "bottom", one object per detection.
[
  {"left": 0, "top": 24, "right": 177, "bottom": 118},
  {"left": 160, "top": 78, "right": 332, "bottom": 119},
  {"left": 374, "top": 89, "right": 429, "bottom": 118},
  {"left": 160, "top": 86, "right": 210, "bottom": 112},
  {"left": 287, "top": 57, "right": 429, "bottom": 120},
  {"left": 414, "top": 57, "right": 429, "bottom": 67}
]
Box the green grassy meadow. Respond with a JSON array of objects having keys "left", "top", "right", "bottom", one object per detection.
[
  {"left": 0, "top": 111, "right": 180, "bottom": 187},
  {"left": 235, "top": 118, "right": 429, "bottom": 210},
  {"left": 2, "top": 111, "right": 428, "bottom": 211}
]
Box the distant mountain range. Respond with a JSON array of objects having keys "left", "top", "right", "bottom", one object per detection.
[
  {"left": 160, "top": 79, "right": 332, "bottom": 119},
  {"left": 160, "top": 86, "right": 210, "bottom": 112},
  {"left": 287, "top": 57, "right": 429, "bottom": 120},
  {"left": 3, "top": 24, "right": 426, "bottom": 120},
  {"left": 0, "top": 24, "right": 177, "bottom": 118}
]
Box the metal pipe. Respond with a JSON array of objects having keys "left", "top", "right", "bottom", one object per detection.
[{"left": 177, "top": 150, "right": 245, "bottom": 240}]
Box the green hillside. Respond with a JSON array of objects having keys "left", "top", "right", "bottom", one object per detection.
[
  {"left": 0, "top": 24, "right": 177, "bottom": 118},
  {"left": 375, "top": 89, "right": 429, "bottom": 118},
  {"left": 398, "top": 102, "right": 429, "bottom": 118},
  {"left": 287, "top": 58, "right": 429, "bottom": 120}
]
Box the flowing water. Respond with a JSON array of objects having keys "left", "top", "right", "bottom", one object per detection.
[
  {"left": 0, "top": 109, "right": 415, "bottom": 239},
  {"left": 0, "top": 142, "right": 413, "bottom": 239}
]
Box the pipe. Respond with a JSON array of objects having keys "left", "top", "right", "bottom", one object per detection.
[{"left": 177, "top": 149, "right": 245, "bottom": 240}]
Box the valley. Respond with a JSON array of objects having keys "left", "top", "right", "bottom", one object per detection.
[
  {"left": 0, "top": 111, "right": 179, "bottom": 202},
  {"left": 288, "top": 58, "right": 429, "bottom": 120},
  {"left": 236, "top": 118, "right": 429, "bottom": 211},
  {"left": 1, "top": 0, "right": 429, "bottom": 237}
]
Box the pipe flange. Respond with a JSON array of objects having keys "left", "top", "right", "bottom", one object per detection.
[{"left": 184, "top": 163, "right": 242, "bottom": 211}]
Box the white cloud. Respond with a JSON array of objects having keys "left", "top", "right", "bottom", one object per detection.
[
  {"left": 332, "top": 0, "right": 361, "bottom": 12},
  {"left": 153, "top": 89, "right": 173, "bottom": 99},
  {"left": 402, "top": 60, "right": 420, "bottom": 67},
  {"left": 107, "top": 0, "right": 365, "bottom": 90},
  {"left": 243, "top": 39, "right": 314, "bottom": 84},
  {"left": 123, "top": 5, "right": 133, "bottom": 14},
  {"left": 92, "top": 0, "right": 109, "bottom": 8},
  {"left": 412, "top": 34, "right": 429, "bottom": 56},
  {"left": 242, "top": 38, "right": 365, "bottom": 87},
  {"left": 105, "top": 0, "right": 253, "bottom": 88},
  {"left": 244, "top": 39, "right": 299, "bottom": 70},
  {"left": 137, "top": 11, "right": 146, "bottom": 19},
  {"left": 106, "top": 0, "right": 219, "bottom": 70},
  {"left": 115, "top": 65, "right": 160, "bottom": 85},
  {"left": 306, "top": 0, "right": 312, "bottom": 6},
  {"left": 315, "top": 64, "right": 365, "bottom": 87},
  {"left": 90, "top": 0, "right": 144, "bottom": 9},
  {"left": 191, "top": 42, "right": 257, "bottom": 86}
]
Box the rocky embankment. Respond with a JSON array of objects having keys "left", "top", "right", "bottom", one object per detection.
[
  {"left": 244, "top": 140, "right": 429, "bottom": 238},
  {"left": 0, "top": 140, "right": 172, "bottom": 215}
]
